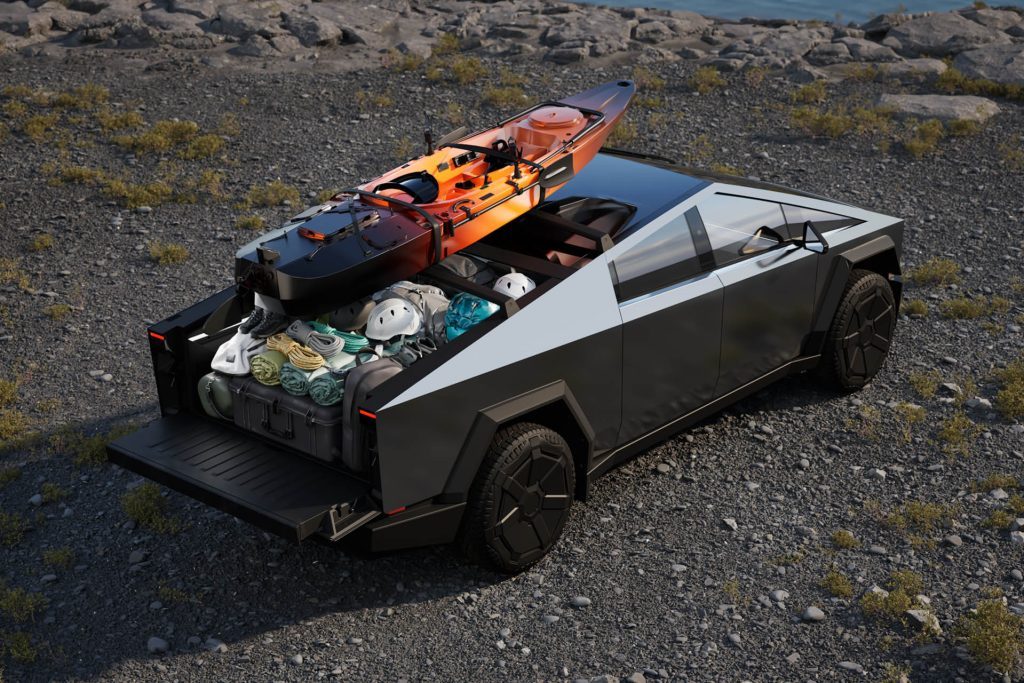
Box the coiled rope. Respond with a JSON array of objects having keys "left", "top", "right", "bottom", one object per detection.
[
  {"left": 285, "top": 320, "right": 345, "bottom": 358},
  {"left": 309, "top": 321, "right": 369, "bottom": 354},
  {"left": 267, "top": 333, "right": 324, "bottom": 371}
]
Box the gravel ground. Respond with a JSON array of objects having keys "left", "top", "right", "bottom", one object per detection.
[{"left": 1, "top": 51, "right": 1023, "bottom": 683}]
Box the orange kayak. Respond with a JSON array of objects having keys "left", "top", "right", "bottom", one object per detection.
[{"left": 235, "top": 80, "right": 635, "bottom": 316}]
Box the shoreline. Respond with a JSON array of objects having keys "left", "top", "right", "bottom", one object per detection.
[{"left": 0, "top": 1, "right": 1021, "bottom": 86}]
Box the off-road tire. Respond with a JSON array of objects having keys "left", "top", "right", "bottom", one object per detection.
[
  {"left": 458, "top": 422, "right": 575, "bottom": 573},
  {"left": 820, "top": 269, "right": 896, "bottom": 390}
]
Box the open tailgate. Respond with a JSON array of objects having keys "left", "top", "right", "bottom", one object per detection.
[{"left": 108, "top": 415, "right": 377, "bottom": 542}]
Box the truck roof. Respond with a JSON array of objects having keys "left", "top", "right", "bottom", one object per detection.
[{"left": 567, "top": 151, "right": 860, "bottom": 239}]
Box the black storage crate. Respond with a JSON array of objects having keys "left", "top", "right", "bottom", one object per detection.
[{"left": 229, "top": 377, "right": 344, "bottom": 465}]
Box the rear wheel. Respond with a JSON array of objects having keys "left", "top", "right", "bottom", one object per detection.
[
  {"left": 820, "top": 269, "right": 896, "bottom": 390},
  {"left": 458, "top": 422, "right": 575, "bottom": 573}
]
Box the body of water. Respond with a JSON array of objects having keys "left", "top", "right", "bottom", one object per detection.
[{"left": 575, "top": 1, "right": 1004, "bottom": 24}]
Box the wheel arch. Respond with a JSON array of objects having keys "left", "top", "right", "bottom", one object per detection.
[
  {"left": 442, "top": 381, "right": 595, "bottom": 504},
  {"left": 805, "top": 233, "right": 902, "bottom": 356}
]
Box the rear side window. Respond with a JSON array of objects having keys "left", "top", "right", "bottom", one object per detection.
[
  {"left": 782, "top": 205, "right": 861, "bottom": 238},
  {"left": 698, "top": 194, "right": 787, "bottom": 267},
  {"left": 611, "top": 212, "right": 702, "bottom": 301}
]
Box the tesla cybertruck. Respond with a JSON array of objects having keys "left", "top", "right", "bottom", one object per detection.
[{"left": 110, "top": 150, "right": 903, "bottom": 572}]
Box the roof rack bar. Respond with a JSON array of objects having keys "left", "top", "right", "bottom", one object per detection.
[
  {"left": 422, "top": 264, "right": 519, "bottom": 319},
  {"left": 528, "top": 210, "right": 615, "bottom": 253},
  {"left": 462, "top": 242, "right": 576, "bottom": 280}
]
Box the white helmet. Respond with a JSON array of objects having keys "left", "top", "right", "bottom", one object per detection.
[
  {"left": 493, "top": 272, "right": 536, "bottom": 299},
  {"left": 365, "top": 298, "right": 422, "bottom": 341}
]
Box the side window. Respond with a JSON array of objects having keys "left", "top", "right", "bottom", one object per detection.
[
  {"left": 782, "top": 205, "right": 861, "bottom": 238},
  {"left": 698, "top": 194, "right": 787, "bottom": 268},
  {"left": 612, "top": 211, "right": 702, "bottom": 301}
]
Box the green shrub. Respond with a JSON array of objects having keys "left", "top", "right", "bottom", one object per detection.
[
  {"left": 0, "top": 630, "right": 36, "bottom": 662},
  {"left": 947, "top": 119, "right": 982, "bottom": 137},
  {"left": 121, "top": 482, "right": 180, "bottom": 534},
  {"left": 973, "top": 474, "right": 1019, "bottom": 492},
  {"left": 903, "top": 299, "right": 928, "bottom": 316},
  {"left": 148, "top": 242, "right": 188, "bottom": 265},
  {"left": 101, "top": 178, "right": 173, "bottom": 209},
  {"left": 245, "top": 179, "right": 300, "bottom": 208},
  {"left": 936, "top": 67, "right": 1024, "bottom": 102},
  {"left": 235, "top": 214, "right": 265, "bottom": 230},
  {"left": 51, "top": 423, "right": 137, "bottom": 466},
  {"left": 993, "top": 358, "right": 1024, "bottom": 420},
  {"left": 633, "top": 66, "right": 666, "bottom": 91},
  {"left": 791, "top": 80, "right": 827, "bottom": 104},
  {"left": 96, "top": 109, "right": 144, "bottom": 131},
  {"left": 44, "top": 303, "right": 72, "bottom": 321},
  {"left": 821, "top": 569, "right": 854, "bottom": 598},
  {"left": 178, "top": 133, "right": 225, "bottom": 160},
  {"left": 29, "top": 234, "right": 53, "bottom": 251},
  {"left": 940, "top": 296, "right": 988, "bottom": 319},
  {"left": 831, "top": 529, "right": 860, "bottom": 549},
  {"left": 790, "top": 106, "right": 853, "bottom": 138},
  {"left": 0, "top": 512, "right": 28, "bottom": 546},
  {"left": 0, "top": 466, "right": 21, "bottom": 489},
  {"left": 937, "top": 412, "right": 981, "bottom": 457},
  {"left": 451, "top": 56, "right": 486, "bottom": 85},
  {"left": 903, "top": 118, "right": 945, "bottom": 158},
  {"left": 0, "top": 378, "right": 15, "bottom": 408},
  {"left": 0, "top": 409, "right": 29, "bottom": 442},
  {"left": 432, "top": 33, "right": 461, "bottom": 57},
  {"left": 114, "top": 119, "right": 199, "bottom": 154},
  {"left": 907, "top": 257, "right": 961, "bottom": 285},
  {"left": 49, "top": 83, "right": 108, "bottom": 110},
  {"left": 607, "top": 120, "right": 637, "bottom": 146},
  {"left": 481, "top": 86, "right": 529, "bottom": 108},
  {"left": 42, "top": 547, "right": 74, "bottom": 570},
  {"left": 690, "top": 66, "right": 726, "bottom": 94},
  {"left": 0, "top": 584, "right": 45, "bottom": 622},
  {"left": 22, "top": 113, "right": 60, "bottom": 142},
  {"left": 40, "top": 483, "right": 66, "bottom": 503},
  {"left": 956, "top": 598, "right": 1024, "bottom": 674}
]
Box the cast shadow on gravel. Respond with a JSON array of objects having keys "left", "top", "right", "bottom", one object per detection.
[{"left": 4, "top": 412, "right": 506, "bottom": 682}]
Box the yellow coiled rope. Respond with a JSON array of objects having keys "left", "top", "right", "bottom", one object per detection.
[{"left": 267, "top": 333, "right": 324, "bottom": 371}]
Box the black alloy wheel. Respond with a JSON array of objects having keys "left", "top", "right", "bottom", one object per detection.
[
  {"left": 459, "top": 422, "right": 575, "bottom": 573},
  {"left": 822, "top": 269, "right": 897, "bottom": 389}
]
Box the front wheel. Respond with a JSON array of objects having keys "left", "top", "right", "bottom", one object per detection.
[
  {"left": 820, "top": 269, "right": 896, "bottom": 390},
  {"left": 458, "top": 422, "right": 575, "bottom": 573}
]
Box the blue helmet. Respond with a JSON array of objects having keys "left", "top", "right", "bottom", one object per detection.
[{"left": 445, "top": 293, "right": 499, "bottom": 341}]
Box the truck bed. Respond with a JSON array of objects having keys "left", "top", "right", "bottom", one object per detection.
[{"left": 108, "top": 414, "right": 374, "bottom": 542}]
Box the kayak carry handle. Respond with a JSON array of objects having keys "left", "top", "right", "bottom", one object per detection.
[{"left": 342, "top": 187, "right": 444, "bottom": 265}]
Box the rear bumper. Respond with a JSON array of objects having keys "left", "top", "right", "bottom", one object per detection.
[{"left": 107, "top": 414, "right": 377, "bottom": 542}]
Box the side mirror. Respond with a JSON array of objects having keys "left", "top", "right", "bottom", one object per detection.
[
  {"left": 740, "top": 226, "right": 783, "bottom": 255},
  {"left": 802, "top": 220, "right": 829, "bottom": 254}
]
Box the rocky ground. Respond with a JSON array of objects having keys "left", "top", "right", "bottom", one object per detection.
[{"left": 1, "top": 3, "right": 1024, "bottom": 682}]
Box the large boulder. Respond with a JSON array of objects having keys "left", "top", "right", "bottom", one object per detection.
[
  {"left": 954, "top": 44, "right": 1024, "bottom": 86},
  {"left": 837, "top": 36, "right": 900, "bottom": 62},
  {"left": 0, "top": 2, "right": 52, "bottom": 37},
  {"left": 756, "top": 26, "right": 830, "bottom": 60},
  {"left": 541, "top": 11, "right": 636, "bottom": 57},
  {"left": 36, "top": 2, "right": 90, "bottom": 32},
  {"left": 634, "top": 19, "right": 673, "bottom": 44},
  {"left": 877, "top": 93, "right": 1000, "bottom": 122},
  {"left": 283, "top": 9, "right": 342, "bottom": 46},
  {"left": 216, "top": 2, "right": 286, "bottom": 40},
  {"left": 958, "top": 7, "right": 1023, "bottom": 32},
  {"left": 141, "top": 9, "right": 202, "bottom": 34},
  {"left": 806, "top": 41, "right": 851, "bottom": 66},
  {"left": 168, "top": 0, "right": 217, "bottom": 21},
  {"left": 888, "top": 13, "right": 1010, "bottom": 57}
]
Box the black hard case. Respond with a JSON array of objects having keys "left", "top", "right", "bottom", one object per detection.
[{"left": 228, "top": 377, "right": 345, "bottom": 465}]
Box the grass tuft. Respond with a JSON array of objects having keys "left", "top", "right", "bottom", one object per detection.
[
  {"left": 690, "top": 66, "right": 726, "bottom": 94},
  {"left": 0, "top": 512, "right": 29, "bottom": 547},
  {"left": 22, "top": 113, "right": 60, "bottom": 142},
  {"left": 907, "top": 257, "right": 961, "bottom": 286},
  {"left": 44, "top": 303, "right": 72, "bottom": 321},
  {"left": 909, "top": 369, "right": 942, "bottom": 399},
  {"left": 0, "top": 466, "right": 21, "bottom": 489},
  {"left": 607, "top": 120, "right": 637, "bottom": 147},
  {"left": 831, "top": 529, "right": 860, "bottom": 549},
  {"left": 903, "top": 298, "right": 928, "bottom": 316},
  {"left": 29, "top": 234, "right": 53, "bottom": 251},
  {"left": 0, "top": 584, "right": 46, "bottom": 622},
  {"left": 791, "top": 80, "right": 827, "bottom": 104},
  {"left": 178, "top": 133, "right": 225, "bottom": 160},
  {"left": 101, "top": 178, "right": 173, "bottom": 209},
  {"left": 42, "top": 547, "right": 74, "bottom": 570},
  {"left": 995, "top": 357, "right": 1024, "bottom": 420},
  {"left": 939, "top": 296, "right": 988, "bottom": 319},
  {"left": 114, "top": 119, "right": 199, "bottom": 154},
  {"left": 937, "top": 411, "right": 982, "bottom": 457},
  {"left": 148, "top": 242, "right": 188, "bottom": 265},
  {"left": 245, "top": 179, "right": 300, "bottom": 208},
  {"left": 821, "top": 568, "right": 854, "bottom": 598},
  {"left": 955, "top": 598, "right": 1024, "bottom": 674},
  {"left": 451, "top": 56, "right": 486, "bottom": 85},
  {"left": 0, "top": 379, "right": 16, "bottom": 408},
  {"left": 481, "top": 86, "right": 530, "bottom": 108},
  {"left": 0, "top": 630, "right": 36, "bottom": 662},
  {"left": 902, "top": 118, "right": 945, "bottom": 158},
  {"left": 235, "top": 214, "right": 265, "bottom": 230},
  {"left": 121, "top": 482, "right": 180, "bottom": 534}
]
